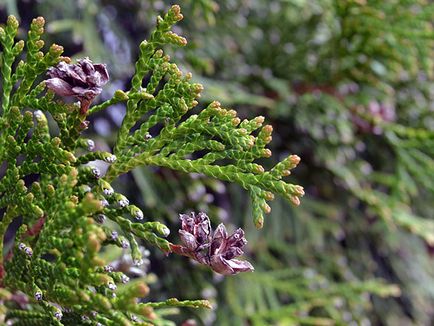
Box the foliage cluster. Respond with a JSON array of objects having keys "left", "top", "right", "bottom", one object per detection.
[
  {"left": 0, "top": 5, "right": 304, "bottom": 325},
  {"left": 1, "top": 0, "right": 433, "bottom": 325}
]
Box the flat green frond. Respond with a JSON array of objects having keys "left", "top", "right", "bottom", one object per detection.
[{"left": 103, "top": 6, "right": 303, "bottom": 227}]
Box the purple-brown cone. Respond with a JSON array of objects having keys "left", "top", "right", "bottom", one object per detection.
[
  {"left": 45, "top": 57, "right": 109, "bottom": 114},
  {"left": 209, "top": 224, "right": 253, "bottom": 275},
  {"left": 179, "top": 212, "right": 211, "bottom": 251},
  {"left": 172, "top": 212, "right": 254, "bottom": 275}
]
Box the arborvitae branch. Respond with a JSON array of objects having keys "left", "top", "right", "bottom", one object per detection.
[
  {"left": 0, "top": 5, "right": 303, "bottom": 325},
  {"left": 103, "top": 5, "right": 303, "bottom": 227}
]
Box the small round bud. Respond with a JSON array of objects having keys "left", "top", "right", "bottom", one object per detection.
[
  {"left": 289, "top": 154, "right": 301, "bottom": 166},
  {"left": 103, "top": 187, "right": 113, "bottom": 196},
  {"left": 118, "top": 198, "right": 129, "bottom": 208},
  {"left": 289, "top": 196, "right": 301, "bottom": 206},
  {"left": 87, "top": 139, "right": 95, "bottom": 151},
  {"left": 104, "top": 265, "right": 113, "bottom": 272},
  {"left": 232, "top": 117, "right": 241, "bottom": 126},
  {"left": 210, "top": 101, "right": 220, "bottom": 108},
  {"left": 96, "top": 214, "right": 106, "bottom": 224},
  {"left": 254, "top": 116, "right": 265, "bottom": 125},
  {"left": 263, "top": 125, "right": 273, "bottom": 133},
  {"left": 18, "top": 243, "right": 26, "bottom": 251},
  {"left": 34, "top": 110, "right": 43, "bottom": 120},
  {"left": 114, "top": 89, "right": 129, "bottom": 100},
  {"left": 49, "top": 43, "right": 63, "bottom": 55},
  {"left": 91, "top": 167, "right": 101, "bottom": 178},
  {"left": 254, "top": 215, "right": 264, "bottom": 229},
  {"left": 104, "top": 154, "right": 117, "bottom": 163},
  {"left": 254, "top": 164, "right": 265, "bottom": 173},
  {"left": 294, "top": 185, "right": 305, "bottom": 196},
  {"left": 100, "top": 199, "right": 109, "bottom": 207},
  {"left": 121, "top": 275, "right": 130, "bottom": 284},
  {"left": 54, "top": 310, "right": 62, "bottom": 320},
  {"left": 261, "top": 203, "right": 271, "bottom": 214},
  {"left": 111, "top": 231, "right": 118, "bottom": 240},
  {"left": 34, "top": 291, "right": 42, "bottom": 301},
  {"left": 32, "top": 16, "right": 45, "bottom": 28},
  {"left": 262, "top": 149, "right": 272, "bottom": 158},
  {"left": 24, "top": 247, "right": 33, "bottom": 257},
  {"left": 121, "top": 240, "right": 129, "bottom": 249},
  {"left": 160, "top": 225, "right": 170, "bottom": 237},
  {"left": 264, "top": 192, "right": 274, "bottom": 201},
  {"left": 145, "top": 133, "right": 152, "bottom": 140},
  {"left": 134, "top": 210, "right": 144, "bottom": 220},
  {"left": 107, "top": 282, "right": 117, "bottom": 290}
]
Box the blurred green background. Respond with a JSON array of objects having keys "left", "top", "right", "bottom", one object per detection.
[{"left": 1, "top": 0, "right": 433, "bottom": 324}]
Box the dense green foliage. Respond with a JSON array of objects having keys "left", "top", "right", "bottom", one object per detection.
[
  {"left": 0, "top": 4, "right": 305, "bottom": 325},
  {"left": 1, "top": 0, "right": 434, "bottom": 325}
]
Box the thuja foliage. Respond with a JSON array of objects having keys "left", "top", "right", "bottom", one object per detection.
[{"left": 0, "top": 5, "right": 304, "bottom": 325}]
